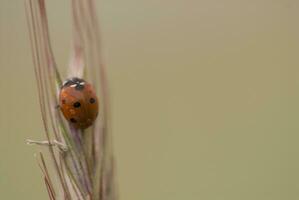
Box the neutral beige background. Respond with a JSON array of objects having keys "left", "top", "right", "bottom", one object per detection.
[{"left": 1, "top": 0, "right": 299, "bottom": 199}]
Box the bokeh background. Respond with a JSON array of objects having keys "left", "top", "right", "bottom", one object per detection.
[{"left": 1, "top": 0, "right": 299, "bottom": 199}]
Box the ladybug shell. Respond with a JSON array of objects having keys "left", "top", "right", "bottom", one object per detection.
[{"left": 59, "top": 78, "right": 99, "bottom": 129}]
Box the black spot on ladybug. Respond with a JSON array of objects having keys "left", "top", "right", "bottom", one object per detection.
[
  {"left": 62, "top": 99, "right": 66, "bottom": 104},
  {"left": 90, "top": 98, "right": 96, "bottom": 104},
  {"left": 73, "top": 102, "right": 81, "bottom": 108},
  {"left": 70, "top": 118, "right": 77, "bottom": 123}
]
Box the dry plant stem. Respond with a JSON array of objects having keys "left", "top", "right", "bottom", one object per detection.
[
  {"left": 26, "top": 139, "right": 68, "bottom": 152},
  {"left": 26, "top": 0, "right": 117, "bottom": 199},
  {"left": 70, "top": 1, "right": 106, "bottom": 199},
  {"left": 38, "top": 153, "right": 56, "bottom": 196},
  {"left": 25, "top": 0, "right": 71, "bottom": 199},
  {"left": 39, "top": 153, "right": 57, "bottom": 200}
]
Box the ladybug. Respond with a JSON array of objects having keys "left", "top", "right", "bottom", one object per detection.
[{"left": 59, "top": 77, "right": 99, "bottom": 129}]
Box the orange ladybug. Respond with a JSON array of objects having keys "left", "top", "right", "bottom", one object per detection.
[{"left": 59, "top": 77, "right": 99, "bottom": 129}]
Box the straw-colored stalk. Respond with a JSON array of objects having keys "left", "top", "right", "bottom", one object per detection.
[{"left": 25, "top": 0, "right": 117, "bottom": 199}]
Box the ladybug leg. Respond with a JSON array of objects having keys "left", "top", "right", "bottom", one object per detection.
[{"left": 55, "top": 105, "right": 60, "bottom": 109}]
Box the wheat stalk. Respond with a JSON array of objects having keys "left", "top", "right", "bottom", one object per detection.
[{"left": 25, "top": 0, "right": 117, "bottom": 199}]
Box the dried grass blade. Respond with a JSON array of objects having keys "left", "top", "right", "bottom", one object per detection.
[
  {"left": 73, "top": 0, "right": 117, "bottom": 199},
  {"left": 45, "top": 177, "right": 56, "bottom": 200},
  {"left": 38, "top": 153, "right": 56, "bottom": 197},
  {"left": 25, "top": 0, "right": 70, "bottom": 198}
]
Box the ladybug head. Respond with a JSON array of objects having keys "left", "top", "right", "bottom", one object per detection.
[{"left": 62, "top": 77, "right": 86, "bottom": 90}]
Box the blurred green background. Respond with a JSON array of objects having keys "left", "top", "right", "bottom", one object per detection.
[{"left": 1, "top": 0, "right": 299, "bottom": 199}]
